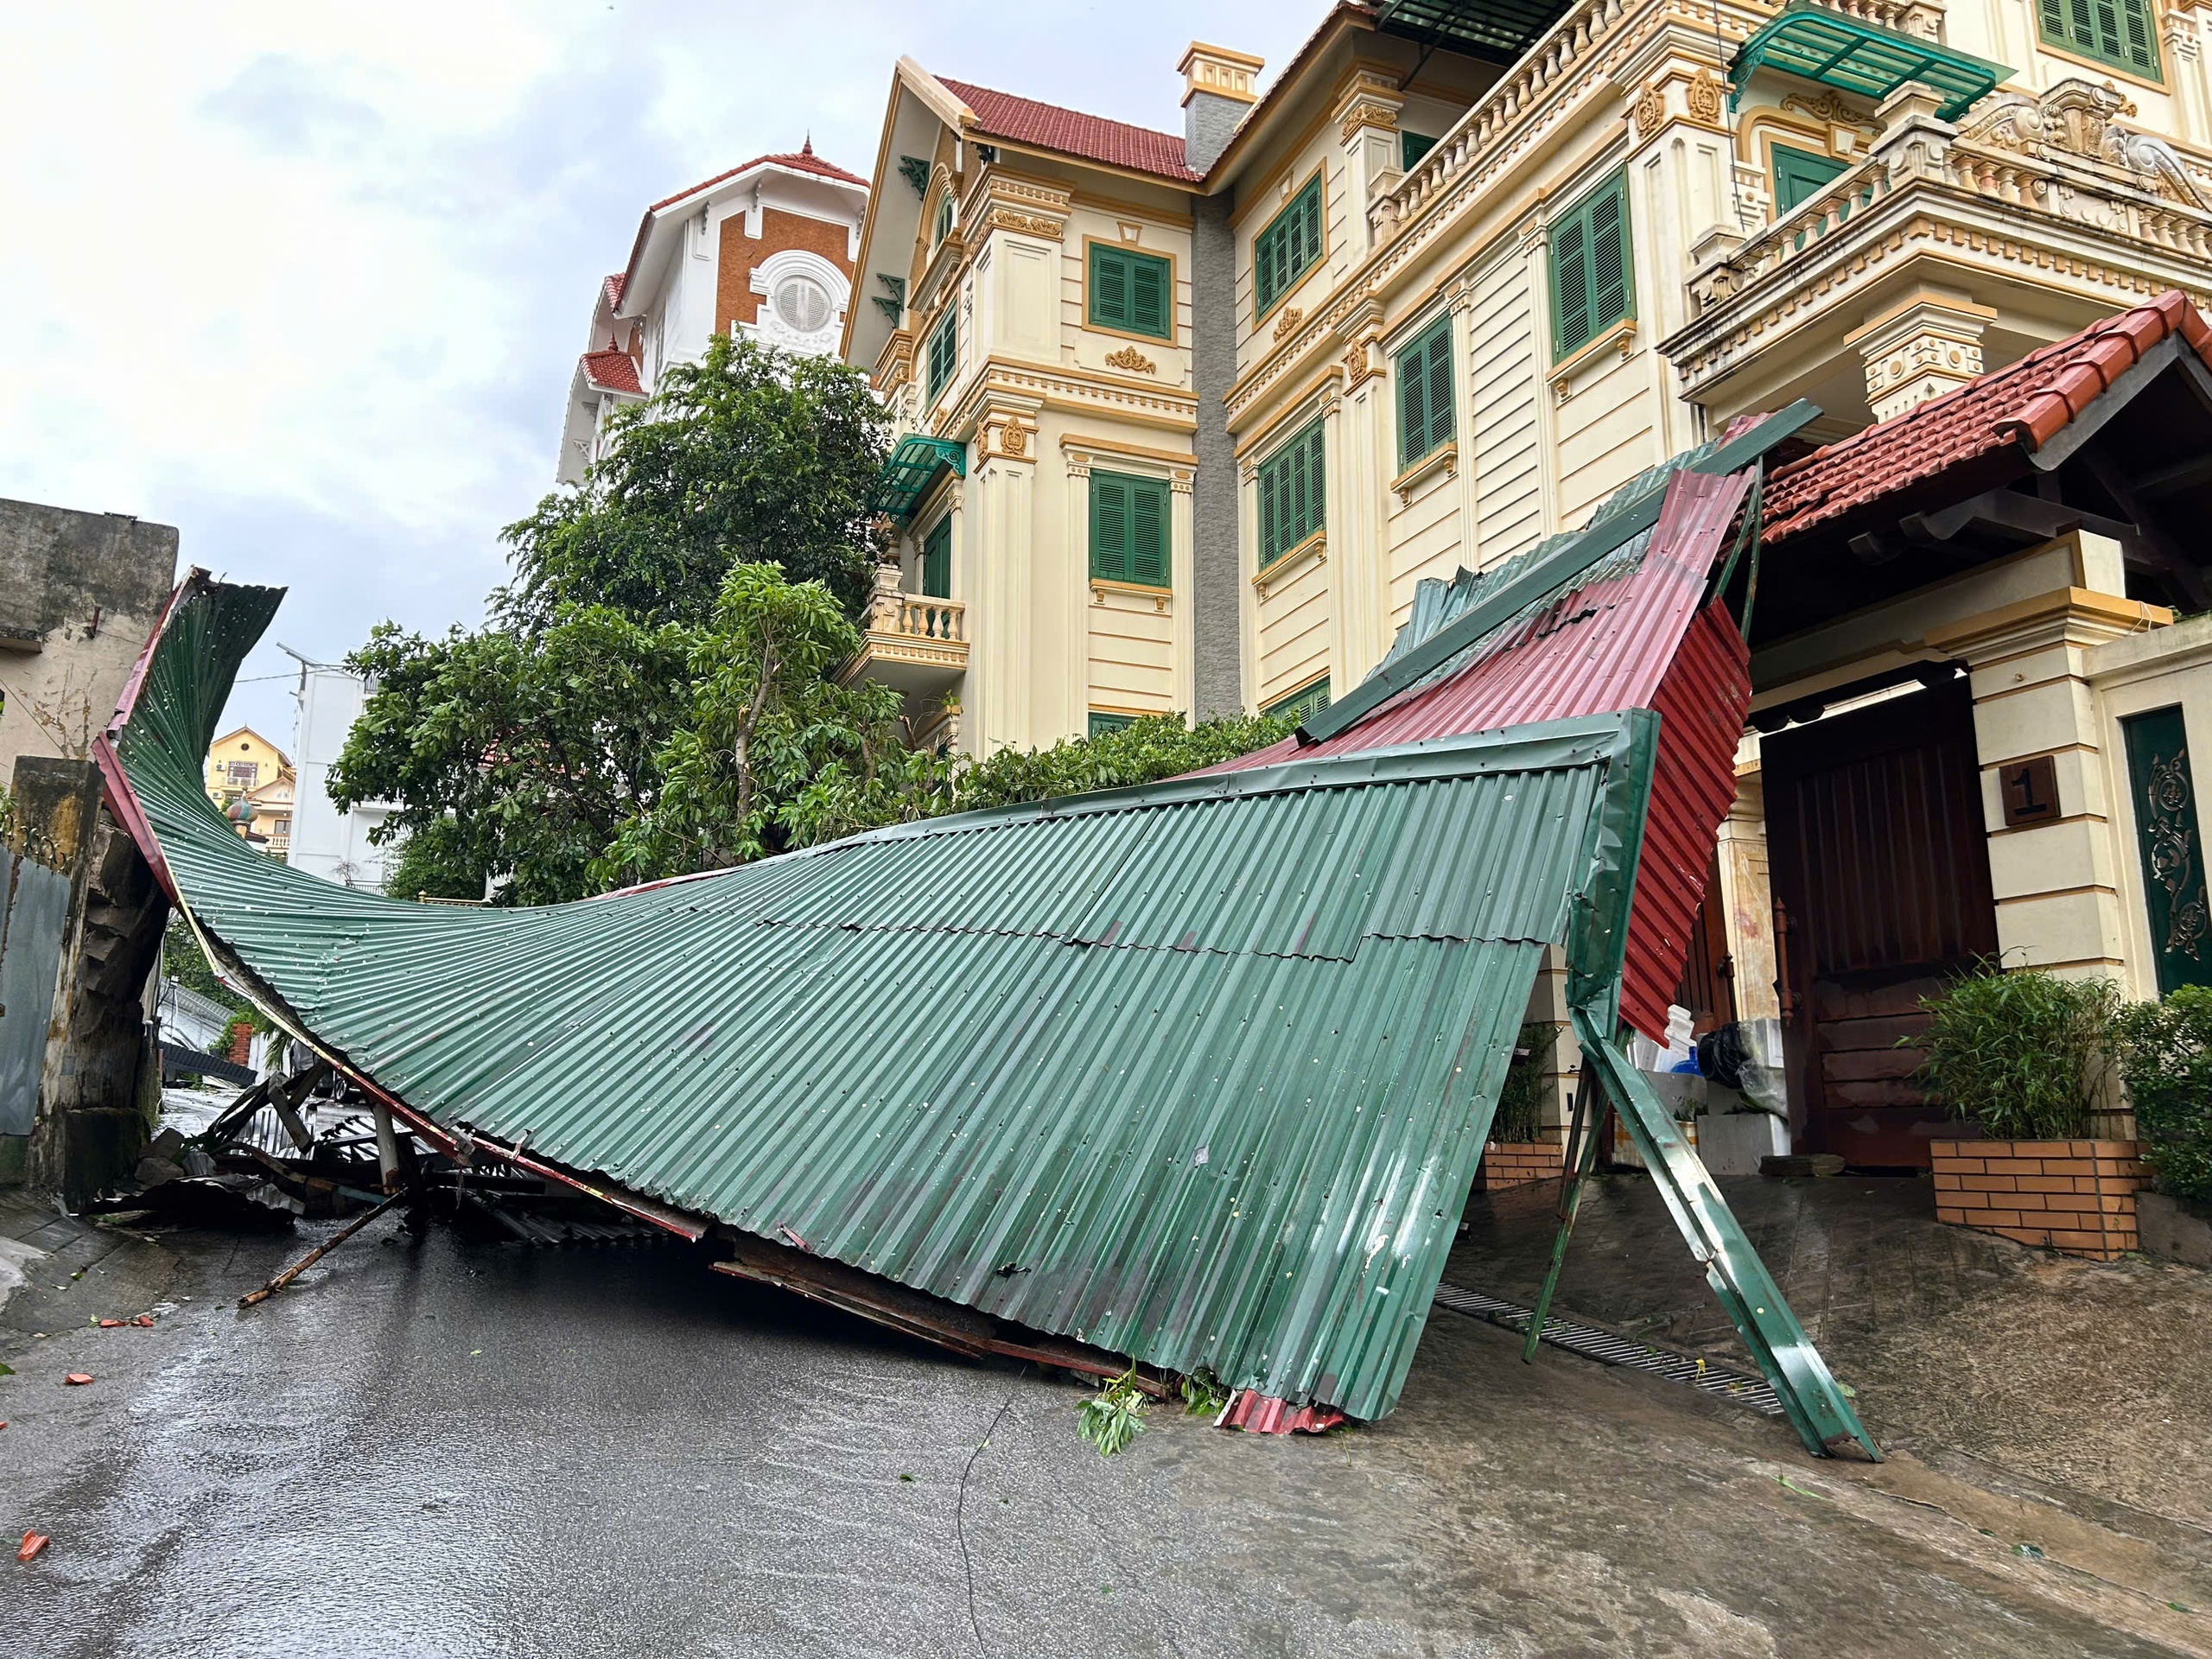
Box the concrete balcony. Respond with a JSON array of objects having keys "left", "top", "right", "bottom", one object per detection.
[
  {"left": 842, "top": 586, "right": 968, "bottom": 697},
  {"left": 1661, "top": 80, "right": 2212, "bottom": 429}
]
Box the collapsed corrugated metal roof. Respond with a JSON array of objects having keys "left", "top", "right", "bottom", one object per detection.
[
  {"left": 1218, "top": 463, "right": 1763, "bottom": 1039},
  {"left": 104, "top": 575, "right": 1663, "bottom": 1423}
]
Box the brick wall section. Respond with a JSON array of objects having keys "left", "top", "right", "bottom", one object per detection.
[
  {"left": 716, "top": 207, "right": 856, "bottom": 334},
  {"left": 1480, "top": 1141, "right": 1564, "bottom": 1191},
  {"left": 1931, "top": 1138, "right": 2149, "bottom": 1260}
]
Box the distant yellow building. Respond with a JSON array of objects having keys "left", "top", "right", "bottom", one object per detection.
[{"left": 204, "top": 726, "right": 295, "bottom": 855}]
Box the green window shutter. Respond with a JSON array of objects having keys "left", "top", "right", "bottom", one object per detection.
[
  {"left": 1090, "top": 473, "right": 1129, "bottom": 582},
  {"left": 934, "top": 193, "right": 954, "bottom": 245},
  {"left": 1550, "top": 173, "right": 1634, "bottom": 359},
  {"left": 2042, "top": 0, "right": 2159, "bottom": 78},
  {"left": 1092, "top": 472, "right": 1167, "bottom": 586},
  {"left": 1772, "top": 145, "right": 1848, "bottom": 213},
  {"left": 1255, "top": 175, "right": 1324, "bottom": 319},
  {"left": 1395, "top": 317, "right": 1452, "bottom": 469},
  {"left": 1257, "top": 418, "right": 1327, "bottom": 565},
  {"left": 922, "top": 516, "right": 951, "bottom": 599},
  {"left": 1091, "top": 243, "right": 1130, "bottom": 329},
  {"left": 926, "top": 311, "right": 957, "bottom": 401},
  {"left": 1088, "top": 711, "right": 1135, "bottom": 738},
  {"left": 1264, "top": 677, "right": 1331, "bottom": 721},
  {"left": 1400, "top": 131, "right": 1437, "bottom": 170},
  {"left": 1090, "top": 245, "right": 1172, "bottom": 338},
  {"left": 1129, "top": 253, "right": 1169, "bottom": 338},
  {"left": 1130, "top": 476, "right": 1168, "bottom": 587}
]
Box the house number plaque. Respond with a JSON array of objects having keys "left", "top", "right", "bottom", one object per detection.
[{"left": 1999, "top": 754, "right": 2061, "bottom": 828}]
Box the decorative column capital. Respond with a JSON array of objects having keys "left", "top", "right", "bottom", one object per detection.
[{"left": 1847, "top": 294, "right": 1996, "bottom": 421}]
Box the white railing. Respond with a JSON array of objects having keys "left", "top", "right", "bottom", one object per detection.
[{"left": 871, "top": 592, "right": 966, "bottom": 644}]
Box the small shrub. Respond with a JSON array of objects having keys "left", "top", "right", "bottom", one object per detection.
[
  {"left": 1179, "top": 1369, "right": 1229, "bottom": 1418},
  {"left": 1076, "top": 1368, "right": 1149, "bottom": 1457},
  {"left": 2116, "top": 986, "right": 2212, "bottom": 1205},
  {"left": 1493, "top": 1021, "right": 1563, "bottom": 1143},
  {"left": 1913, "top": 965, "right": 2119, "bottom": 1141}
]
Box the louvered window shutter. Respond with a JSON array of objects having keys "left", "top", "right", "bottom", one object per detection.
[
  {"left": 1552, "top": 212, "right": 1589, "bottom": 356},
  {"left": 1424, "top": 325, "right": 1453, "bottom": 456},
  {"left": 1130, "top": 256, "right": 1168, "bottom": 338},
  {"left": 922, "top": 517, "right": 951, "bottom": 599},
  {"left": 1130, "top": 479, "right": 1167, "bottom": 587},
  {"left": 1090, "top": 474, "right": 1128, "bottom": 582},
  {"left": 1092, "top": 246, "right": 1129, "bottom": 331},
  {"left": 1588, "top": 181, "right": 1630, "bottom": 336},
  {"left": 1397, "top": 339, "right": 1429, "bottom": 469},
  {"left": 1259, "top": 454, "right": 1281, "bottom": 564}
]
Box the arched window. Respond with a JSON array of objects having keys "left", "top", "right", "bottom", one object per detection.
[{"left": 934, "top": 191, "right": 955, "bottom": 247}]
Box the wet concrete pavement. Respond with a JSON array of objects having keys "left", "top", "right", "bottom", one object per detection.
[{"left": 5, "top": 1177, "right": 2211, "bottom": 1658}]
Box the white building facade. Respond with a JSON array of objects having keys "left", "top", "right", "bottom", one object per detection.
[
  {"left": 558, "top": 143, "right": 871, "bottom": 482},
  {"left": 285, "top": 664, "right": 394, "bottom": 893}
]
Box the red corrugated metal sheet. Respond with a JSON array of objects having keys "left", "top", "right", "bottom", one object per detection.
[
  {"left": 1622, "top": 603, "right": 1751, "bottom": 1039},
  {"left": 1206, "top": 470, "right": 1753, "bottom": 1039},
  {"left": 1221, "top": 1392, "right": 1346, "bottom": 1435}
]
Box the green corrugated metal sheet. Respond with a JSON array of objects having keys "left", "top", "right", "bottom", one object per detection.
[{"left": 105, "top": 576, "right": 1662, "bottom": 1421}]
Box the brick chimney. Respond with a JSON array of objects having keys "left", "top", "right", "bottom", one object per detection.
[{"left": 1179, "top": 42, "right": 1262, "bottom": 173}]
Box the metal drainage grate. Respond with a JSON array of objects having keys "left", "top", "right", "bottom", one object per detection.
[{"left": 1432, "top": 1282, "right": 1783, "bottom": 1416}]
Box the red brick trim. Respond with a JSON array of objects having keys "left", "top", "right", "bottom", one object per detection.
[{"left": 1931, "top": 1138, "right": 2148, "bottom": 1260}]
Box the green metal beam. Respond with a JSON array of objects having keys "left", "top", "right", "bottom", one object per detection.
[{"left": 1569, "top": 1008, "right": 1884, "bottom": 1460}]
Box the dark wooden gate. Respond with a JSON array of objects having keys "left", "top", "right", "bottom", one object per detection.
[{"left": 1763, "top": 677, "right": 1998, "bottom": 1167}]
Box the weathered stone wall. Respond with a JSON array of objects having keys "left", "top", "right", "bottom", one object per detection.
[
  {"left": 13, "top": 756, "right": 168, "bottom": 1201},
  {"left": 0, "top": 498, "right": 177, "bottom": 774}
]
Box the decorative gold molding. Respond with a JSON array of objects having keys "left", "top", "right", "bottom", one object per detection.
[
  {"left": 1058, "top": 432, "right": 1196, "bottom": 467},
  {"left": 1390, "top": 440, "right": 1458, "bottom": 504},
  {"left": 1104, "top": 345, "right": 1159, "bottom": 374},
  {"left": 1549, "top": 317, "right": 1637, "bottom": 400},
  {"left": 1634, "top": 81, "right": 1664, "bottom": 137},
  {"left": 1781, "top": 89, "right": 1877, "bottom": 132},
  {"left": 986, "top": 208, "right": 1065, "bottom": 239},
  {"left": 1091, "top": 576, "right": 1173, "bottom": 613},
  {"left": 1338, "top": 98, "right": 1402, "bottom": 145},
  {"left": 1686, "top": 68, "right": 1723, "bottom": 125},
  {"left": 1251, "top": 532, "right": 1326, "bottom": 596},
  {"left": 1273, "top": 306, "right": 1305, "bottom": 341}
]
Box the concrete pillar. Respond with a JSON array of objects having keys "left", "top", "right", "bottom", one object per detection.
[
  {"left": 1923, "top": 533, "right": 2173, "bottom": 982},
  {"left": 1848, "top": 292, "right": 1997, "bottom": 422},
  {"left": 1715, "top": 769, "right": 1780, "bottom": 1022},
  {"left": 1170, "top": 466, "right": 1197, "bottom": 718}
]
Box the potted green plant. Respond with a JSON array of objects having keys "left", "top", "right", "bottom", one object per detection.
[
  {"left": 1917, "top": 965, "right": 2145, "bottom": 1259},
  {"left": 1482, "top": 1021, "right": 1565, "bottom": 1190}
]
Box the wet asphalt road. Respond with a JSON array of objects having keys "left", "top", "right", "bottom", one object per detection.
[{"left": 5, "top": 1202, "right": 2209, "bottom": 1658}]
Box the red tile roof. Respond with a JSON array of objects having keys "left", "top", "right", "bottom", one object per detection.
[
  {"left": 1764, "top": 290, "right": 2212, "bottom": 543},
  {"left": 936, "top": 76, "right": 1200, "bottom": 183},
  {"left": 580, "top": 348, "right": 642, "bottom": 397},
  {"left": 603, "top": 272, "right": 626, "bottom": 310},
  {"left": 646, "top": 138, "right": 866, "bottom": 213}
]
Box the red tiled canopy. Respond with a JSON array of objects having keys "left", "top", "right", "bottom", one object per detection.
[
  {"left": 580, "top": 349, "right": 642, "bottom": 397},
  {"left": 1763, "top": 289, "right": 2212, "bottom": 543}
]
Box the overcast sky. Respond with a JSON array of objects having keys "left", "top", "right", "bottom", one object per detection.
[{"left": 0, "top": 1, "right": 1315, "bottom": 743}]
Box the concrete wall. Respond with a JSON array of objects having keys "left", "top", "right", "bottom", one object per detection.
[{"left": 0, "top": 499, "right": 177, "bottom": 777}]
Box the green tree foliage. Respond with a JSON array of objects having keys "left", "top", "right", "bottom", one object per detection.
[
  {"left": 331, "top": 607, "right": 696, "bottom": 906},
  {"left": 162, "top": 914, "right": 249, "bottom": 1016},
  {"left": 2116, "top": 986, "right": 2212, "bottom": 1204},
  {"left": 596, "top": 564, "right": 918, "bottom": 883},
  {"left": 499, "top": 333, "right": 890, "bottom": 629}
]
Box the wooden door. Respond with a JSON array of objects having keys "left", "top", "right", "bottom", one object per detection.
[{"left": 1763, "top": 677, "right": 1998, "bottom": 1167}]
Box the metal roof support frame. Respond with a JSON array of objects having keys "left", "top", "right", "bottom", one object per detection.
[
  {"left": 1569, "top": 1011, "right": 1883, "bottom": 1460},
  {"left": 870, "top": 434, "right": 968, "bottom": 522}
]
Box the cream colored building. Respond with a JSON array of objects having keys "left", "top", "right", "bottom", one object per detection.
[{"left": 843, "top": 0, "right": 2212, "bottom": 1161}]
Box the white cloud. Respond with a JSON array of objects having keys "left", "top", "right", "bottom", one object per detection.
[{"left": 0, "top": 1, "right": 1320, "bottom": 737}]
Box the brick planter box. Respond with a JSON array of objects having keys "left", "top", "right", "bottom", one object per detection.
[
  {"left": 1930, "top": 1139, "right": 2150, "bottom": 1261},
  {"left": 1481, "top": 1141, "right": 1562, "bottom": 1191}
]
